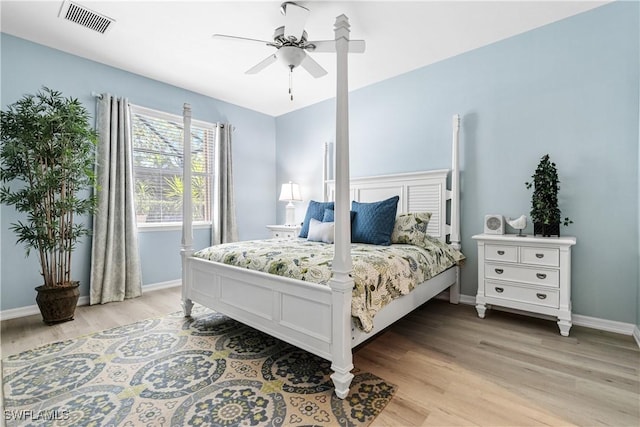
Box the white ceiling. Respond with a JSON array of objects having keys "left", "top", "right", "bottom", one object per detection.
[{"left": 1, "top": 1, "right": 609, "bottom": 117}]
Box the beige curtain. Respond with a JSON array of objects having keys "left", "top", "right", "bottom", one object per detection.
[
  {"left": 90, "top": 94, "right": 142, "bottom": 304},
  {"left": 212, "top": 124, "right": 238, "bottom": 244}
]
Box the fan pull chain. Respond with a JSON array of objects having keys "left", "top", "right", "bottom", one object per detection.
[{"left": 289, "top": 65, "right": 294, "bottom": 101}]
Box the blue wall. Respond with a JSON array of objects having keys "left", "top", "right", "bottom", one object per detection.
[
  {"left": 1, "top": 34, "right": 276, "bottom": 310},
  {"left": 276, "top": 2, "right": 640, "bottom": 323}
]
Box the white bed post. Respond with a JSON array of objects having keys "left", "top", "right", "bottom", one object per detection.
[
  {"left": 181, "top": 103, "right": 194, "bottom": 316},
  {"left": 329, "top": 14, "right": 355, "bottom": 399},
  {"left": 449, "top": 114, "right": 461, "bottom": 304},
  {"left": 450, "top": 114, "right": 461, "bottom": 250},
  {"left": 322, "top": 142, "right": 329, "bottom": 201}
]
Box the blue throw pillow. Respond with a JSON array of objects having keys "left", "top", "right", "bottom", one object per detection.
[
  {"left": 351, "top": 196, "right": 399, "bottom": 245},
  {"left": 299, "top": 200, "right": 334, "bottom": 238},
  {"left": 322, "top": 208, "right": 355, "bottom": 223}
]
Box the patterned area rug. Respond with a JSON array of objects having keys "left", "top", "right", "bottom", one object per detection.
[{"left": 2, "top": 309, "right": 395, "bottom": 426}]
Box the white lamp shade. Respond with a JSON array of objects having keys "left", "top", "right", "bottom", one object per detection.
[
  {"left": 279, "top": 182, "right": 302, "bottom": 202},
  {"left": 276, "top": 46, "right": 306, "bottom": 69}
]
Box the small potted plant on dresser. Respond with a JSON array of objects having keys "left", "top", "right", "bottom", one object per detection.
[
  {"left": 0, "top": 87, "right": 97, "bottom": 324},
  {"left": 525, "top": 154, "right": 573, "bottom": 237}
]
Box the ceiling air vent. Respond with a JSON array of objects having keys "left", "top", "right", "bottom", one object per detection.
[{"left": 59, "top": 1, "right": 115, "bottom": 34}]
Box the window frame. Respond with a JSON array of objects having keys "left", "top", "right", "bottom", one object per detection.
[{"left": 129, "top": 104, "right": 216, "bottom": 230}]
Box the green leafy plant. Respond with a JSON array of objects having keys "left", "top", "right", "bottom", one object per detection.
[
  {"left": 135, "top": 181, "right": 154, "bottom": 217},
  {"left": 164, "top": 157, "right": 208, "bottom": 222},
  {"left": 164, "top": 174, "right": 208, "bottom": 221},
  {"left": 0, "top": 87, "right": 97, "bottom": 288},
  {"left": 525, "top": 154, "right": 572, "bottom": 236}
]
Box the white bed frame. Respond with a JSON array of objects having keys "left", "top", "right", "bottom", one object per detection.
[{"left": 180, "top": 15, "right": 462, "bottom": 399}]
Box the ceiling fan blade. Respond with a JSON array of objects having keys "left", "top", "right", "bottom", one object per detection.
[
  {"left": 308, "top": 39, "right": 366, "bottom": 53},
  {"left": 212, "top": 34, "right": 272, "bottom": 46},
  {"left": 300, "top": 54, "right": 327, "bottom": 78},
  {"left": 283, "top": 2, "right": 309, "bottom": 41},
  {"left": 246, "top": 54, "right": 277, "bottom": 74}
]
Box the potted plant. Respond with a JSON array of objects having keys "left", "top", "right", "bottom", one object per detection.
[
  {"left": 0, "top": 87, "right": 97, "bottom": 323},
  {"left": 525, "top": 154, "right": 572, "bottom": 237}
]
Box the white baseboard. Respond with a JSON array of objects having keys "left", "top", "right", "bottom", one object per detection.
[
  {"left": 435, "top": 291, "right": 476, "bottom": 305},
  {"left": 0, "top": 280, "right": 182, "bottom": 321},
  {"left": 142, "top": 279, "right": 181, "bottom": 292},
  {"left": 456, "top": 293, "right": 640, "bottom": 348},
  {"left": 572, "top": 314, "right": 636, "bottom": 336},
  {"left": 459, "top": 294, "right": 476, "bottom": 305},
  {"left": 0, "top": 296, "right": 90, "bottom": 322}
]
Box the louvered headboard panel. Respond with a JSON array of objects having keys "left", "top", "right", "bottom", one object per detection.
[{"left": 325, "top": 169, "right": 450, "bottom": 242}]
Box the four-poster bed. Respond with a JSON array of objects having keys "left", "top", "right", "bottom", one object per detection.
[{"left": 180, "top": 15, "right": 463, "bottom": 399}]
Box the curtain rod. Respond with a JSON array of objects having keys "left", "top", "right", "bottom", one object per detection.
[
  {"left": 92, "top": 92, "right": 130, "bottom": 106},
  {"left": 100, "top": 95, "right": 234, "bottom": 130}
]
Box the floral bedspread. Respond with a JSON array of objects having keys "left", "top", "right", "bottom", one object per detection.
[{"left": 193, "top": 236, "right": 464, "bottom": 332}]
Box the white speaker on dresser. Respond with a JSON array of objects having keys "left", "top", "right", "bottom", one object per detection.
[{"left": 484, "top": 214, "right": 505, "bottom": 234}]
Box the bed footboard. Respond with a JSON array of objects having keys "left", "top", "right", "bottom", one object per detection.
[
  {"left": 183, "top": 256, "right": 460, "bottom": 397},
  {"left": 184, "top": 257, "right": 336, "bottom": 360}
]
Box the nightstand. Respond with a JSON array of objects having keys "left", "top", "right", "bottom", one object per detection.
[
  {"left": 472, "top": 233, "right": 577, "bottom": 336},
  {"left": 266, "top": 225, "right": 301, "bottom": 239}
]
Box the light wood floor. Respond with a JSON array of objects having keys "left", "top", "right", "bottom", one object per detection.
[
  {"left": 0, "top": 287, "right": 181, "bottom": 357},
  {"left": 2, "top": 286, "right": 638, "bottom": 426}
]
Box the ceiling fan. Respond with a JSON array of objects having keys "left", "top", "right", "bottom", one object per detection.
[{"left": 212, "top": 2, "right": 364, "bottom": 100}]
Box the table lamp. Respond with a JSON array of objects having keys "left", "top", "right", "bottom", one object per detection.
[{"left": 279, "top": 181, "right": 302, "bottom": 226}]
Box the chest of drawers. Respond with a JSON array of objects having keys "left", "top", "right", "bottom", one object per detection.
[{"left": 472, "top": 234, "right": 577, "bottom": 336}]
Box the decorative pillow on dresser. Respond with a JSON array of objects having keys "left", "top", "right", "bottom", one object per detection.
[
  {"left": 299, "top": 200, "right": 334, "bottom": 238},
  {"left": 391, "top": 212, "right": 432, "bottom": 245},
  {"left": 351, "top": 196, "right": 399, "bottom": 245}
]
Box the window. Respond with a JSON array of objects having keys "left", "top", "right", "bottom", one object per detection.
[{"left": 130, "top": 105, "right": 215, "bottom": 225}]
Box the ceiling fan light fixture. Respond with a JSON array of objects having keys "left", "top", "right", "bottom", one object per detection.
[
  {"left": 276, "top": 46, "right": 306, "bottom": 69},
  {"left": 214, "top": 0, "right": 325, "bottom": 88}
]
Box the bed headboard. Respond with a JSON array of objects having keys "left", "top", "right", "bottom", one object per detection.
[{"left": 325, "top": 169, "right": 451, "bottom": 243}]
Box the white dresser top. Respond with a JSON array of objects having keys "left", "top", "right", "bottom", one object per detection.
[{"left": 472, "top": 233, "right": 576, "bottom": 246}]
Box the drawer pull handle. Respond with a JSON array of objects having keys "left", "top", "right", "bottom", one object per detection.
[
  {"left": 536, "top": 293, "right": 547, "bottom": 300},
  {"left": 495, "top": 268, "right": 504, "bottom": 274},
  {"left": 536, "top": 273, "right": 547, "bottom": 279},
  {"left": 536, "top": 253, "right": 544, "bottom": 259},
  {"left": 495, "top": 287, "right": 504, "bottom": 293},
  {"left": 497, "top": 250, "right": 505, "bottom": 255}
]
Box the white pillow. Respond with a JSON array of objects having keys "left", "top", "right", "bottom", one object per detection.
[{"left": 307, "top": 218, "right": 335, "bottom": 244}]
